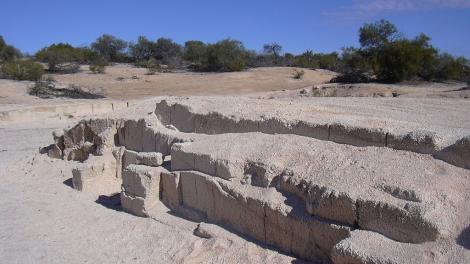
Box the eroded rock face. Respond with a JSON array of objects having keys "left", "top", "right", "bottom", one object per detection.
[
  {"left": 435, "top": 136, "right": 470, "bottom": 170},
  {"left": 42, "top": 98, "right": 470, "bottom": 263},
  {"left": 121, "top": 164, "right": 167, "bottom": 217},
  {"left": 155, "top": 98, "right": 470, "bottom": 170},
  {"left": 170, "top": 133, "right": 466, "bottom": 244},
  {"left": 42, "top": 118, "right": 122, "bottom": 162}
]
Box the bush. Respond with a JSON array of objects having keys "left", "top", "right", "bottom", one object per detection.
[
  {"left": 0, "top": 36, "right": 21, "bottom": 62},
  {"left": 89, "top": 61, "right": 106, "bottom": 74},
  {"left": 153, "top": 38, "right": 182, "bottom": 67},
  {"left": 375, "top": 34, "right": 437, "bottom": 83},
  {"left": 331, "top": 71, "right": 371, "bottom": 84},
  {"left": 130, "top": 36, "right": 157, "bottom": 62},
  {"left": 36, "top": 43, "right": 83, "bottom": 72},
  {"left": 292, "top": 69, "right": 305, "bottom": 79},
  {"left": 294, "top": 50, "right": 317, "bottom": 68},
  {"left": 183, "top": 40, "right": 207, "bottom": 67},
  {"left": 201, "top": 39, "right": 248, "bottom": 72},
  {"left": 1, "top": 59, "right": 44, "bottom": 81},
  {"left": 91, "top": 34, "right": 128, "bottom": 62},
  {"left": 145, "top": 58, "right": 160, "bottom": 74}
]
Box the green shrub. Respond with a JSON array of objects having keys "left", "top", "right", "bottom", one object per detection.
[
  {"left": 130, "top": 36, "right": 157, "bottom": 62},
  {"left": 294, "top": 50, "right": 317, "bottom": 68},
  {"left": 1, "top": 59, "right": 44, "bottom": 81},
  {"left": 184, "top": 40, "right": 207, "bottom": 67},
  {"left": 375, "top": 34, "right": 437, "bottom": 83},
  {"left": 146, "top": 58, "right": 160, "bottom": 74},
  {"left": 36, "top": 43, "right": 82, "bottom": 72},
  {"left": 331, "top": 71, "right": 370, "bottom": 84},
  {"left": 91, "top": 34, "right": 128, "bottom": 62},
  {"left": 359, "top": 19, "right": 400, "bottom": 49},
  {"left": 77, "top": 47, "right": 101, "bottom": 64},
  {"left": 201, "top": 39, "right": 248, "bottom": 72},
  {"left": 0, "top": 36, "right": 21, "bottom": 62},
  {"left": 153, "top": 38, "right": 182, "bottom": 67},
  {"left": 89, "top": 60, "right": 107, "bottom": 74}
]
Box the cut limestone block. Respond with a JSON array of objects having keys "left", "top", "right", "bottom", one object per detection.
[
  {"left": 121, "top": 164, "right": 168, "bottom": 216},
  {"left": 121, "top": 164, "right": 166, "bottom": 198},
  {"left": 118, "top": 119, "right": 146, "bottom": 152},
  {"left": 170, "top": 132, "right": 470, "bottom": 243},
  {"left": 172, "top": 171, "right": 351, "bottom": 262},
  {"left": 154, "top": 97, "right": 470, "bottom": 171},
  {"left": 71, "top": 154, "right": 118, "bottom": 194},
  {"left": 160, "top": 172, "right": 181, "bottom": 210},
  {"left": 122, "top": 149, "right": 163, "bottom": 168},
  {"left": 120, "top": 192, "right": 151, "bottom": 217}
]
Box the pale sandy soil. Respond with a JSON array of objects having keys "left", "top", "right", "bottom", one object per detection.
[{"left": 51, "top": 65, "right": 336, "bottom": 99}]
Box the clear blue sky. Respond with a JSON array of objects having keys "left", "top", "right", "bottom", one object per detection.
[{"left": 1, "top": 0, "right": 469, "bottom": 57}]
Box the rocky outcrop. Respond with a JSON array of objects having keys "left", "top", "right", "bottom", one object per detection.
[
  {"left": 154, "top": 98, "right": 470, "bottom": 170},
  {"left": 42, "top": 101, "right": 470, "bottom": 263}
]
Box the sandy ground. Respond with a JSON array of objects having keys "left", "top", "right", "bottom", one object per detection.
[
  {"left": 1, "top": 65, "right": 468, "bottom": 108},
  {"left": 51, "top": 65, "right": 336, "bottom": 99}
]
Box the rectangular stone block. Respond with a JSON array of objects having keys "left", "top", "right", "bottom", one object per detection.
[
  {"left": 171, "top": 143, "right": 195, "bottom": 171},
  {"left": 160, "top": 172, "right": 181, "bottom": 210},
  {"left": 120, "top": 119, "right": 145, "bottom": 152},
  {"left": 121, "top": 191, "right": 155, "bottom": 217},
  {"left": 142, "top": 126, "right": 157, "bottom": 152},
  {"left": 121, "top": 164, "right": 165, "bottom": 199},
  {"left": 123, "top": 149, "right": 163, "bottom": 168},
  {"left": 180, "top": 171, "right": 198, "bottom": 210}
]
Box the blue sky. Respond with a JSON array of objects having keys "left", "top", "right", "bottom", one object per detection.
[{"left": 1, "top": 0, "right": 469, "bottom": 57}]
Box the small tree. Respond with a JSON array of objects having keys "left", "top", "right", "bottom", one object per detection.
[
  {"left": 130, "top": 36, "right": 156, "bottom": 61},
  {"left": 153, "top": 38, "right": 182, "bottom": 67},
  {"left": 145, "top": 58, "right": 160, "bottom": 74},
  {"left": 0, "top": 36, "right": 21, "bottom": 62},
  {"left": 35, "top": 43, "right": 81, "bottom": 72},
  {"left": 183, "top": 40, "right": 207, "bottom": 66},
  {"left": 91, "top": 34, "right": 127, "bottom": 62},
  {"left": 294, "top": 50, "right": 317, "bottom": 68},
  {"left": 263, "top": 42, "right": 282, "bottom": 58},
  {"left": 359, "top": 19, "right": 400, "bottom": 49},
  {"left": 375, "top": 34, "right": 438, "bottom": 83},
  {"left": 202, "top": 39, "right": 248, "bottom": 72}
]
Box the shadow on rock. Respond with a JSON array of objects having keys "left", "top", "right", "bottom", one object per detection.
[
  {"left": 96, "top": 193, "right": 122, "bottom": 211},
  {"left": 457, "top": 225, "right": 470, "bottom": 250},
  {"left": 63, "top": 178, "right": 73, "bottom": 188}
]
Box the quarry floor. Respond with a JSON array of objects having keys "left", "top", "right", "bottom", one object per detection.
[
  {"left": 1, "top": 69, "right": 470, "bottom": 263},
  {"left": 0, "top": 119, "right": 304, "bottom": 264}
]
